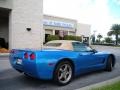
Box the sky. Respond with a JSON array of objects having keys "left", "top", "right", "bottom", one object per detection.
[{"left": 44, "top": 0, "right": 120, "bottom": 37}]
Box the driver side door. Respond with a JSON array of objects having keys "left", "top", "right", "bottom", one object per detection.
[{"left": 72, "top": 42, "right": 103, "bottom": 73}]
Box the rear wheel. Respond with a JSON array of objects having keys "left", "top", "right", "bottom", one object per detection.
[
  {"left": 105, "top": 56, "right": 113, "bottom": 72},
  {"left": 54, "top": 61, "right": 73, "bottom": 86}
]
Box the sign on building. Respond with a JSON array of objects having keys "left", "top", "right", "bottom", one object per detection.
[{"left": 43, "top": 20, "right": 74, "bottom": 29}]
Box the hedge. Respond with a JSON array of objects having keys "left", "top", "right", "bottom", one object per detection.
[
  {"left": 46, "top": 35, "right": 82, "bottom": 42},
  {"left": 64, "top": 35, "right": 82, "bottom": 41},
  {"left": 46, "top": 35, "right": 59, "bottom": 42}
]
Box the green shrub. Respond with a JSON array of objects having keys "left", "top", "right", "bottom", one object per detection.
[
  {"left": 75, "top": 36, "right": 82, "bottom": 41},
  {"left": 64, "top": 35, "right": 82, "bottom": 41},
  {"left": 46, "top": 35, "right": 59, "bottom": 42},
  {"left": 118, "top": 38, "right": 120, "bottom": 43},
  {"left": 46, "top": 35, "right": 82, "bottom": 42},
  {"left": 105, "top": 37, "right": 113, "bottom": 43},
  {"left": 96, "top": 39, "right": 99, "bottom": 43}
]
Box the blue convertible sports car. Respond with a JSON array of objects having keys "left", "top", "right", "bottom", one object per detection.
[{"left": 9, "top": 40, "right": 116, "bottom": 85}]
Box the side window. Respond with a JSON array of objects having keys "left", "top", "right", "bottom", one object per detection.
[{"left": 72, "top": 42, "right": 92, "bottom": 52}]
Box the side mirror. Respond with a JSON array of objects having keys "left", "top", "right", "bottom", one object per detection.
[{"left": 92, "top": 49, "right": 97, "bottom": 53}]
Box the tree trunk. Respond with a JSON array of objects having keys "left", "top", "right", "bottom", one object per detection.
[
  {"left": 99, "top": 38, "right": 100, "bottom": 43},
  {"left": 116, "top": 34, "right": 118, "bottom": 45}
]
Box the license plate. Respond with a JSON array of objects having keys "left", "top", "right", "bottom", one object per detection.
[{"left": 16, "top": 59, "right": 22, "bottom": 65}]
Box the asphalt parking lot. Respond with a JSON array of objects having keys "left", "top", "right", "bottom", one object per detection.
[{"left": 0, "top": 45, "right": 120, "bottom": 90}]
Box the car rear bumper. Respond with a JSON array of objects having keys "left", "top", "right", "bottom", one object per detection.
[{"left": 9, "top": 55, "right": 55, "bottom": 80}]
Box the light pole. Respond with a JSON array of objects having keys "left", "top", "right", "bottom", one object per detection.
[{"left": 93, "top": 30, "right": 97, "bottom": 44}]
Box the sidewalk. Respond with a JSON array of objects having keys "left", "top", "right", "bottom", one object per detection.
[{"left": 76, "top": 76, "right": 120, "bottom": 90}]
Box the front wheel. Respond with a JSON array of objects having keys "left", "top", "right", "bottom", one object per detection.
[
  {"left": 53, "top": 61, "right": 73, "bottom": 86},
  {"left": 105, "top": 56, "right": 113, "bottom": 72}
]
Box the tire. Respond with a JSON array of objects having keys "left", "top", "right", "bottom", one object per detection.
[
  {"left": 53, "top": 61, "right": 73, "bottom": 86},
  {"left": 24, "top": 73, "right": 33, "bottom": 79},
  {"left": 105, "top": 56, "right": 113, "bottom": 72}
]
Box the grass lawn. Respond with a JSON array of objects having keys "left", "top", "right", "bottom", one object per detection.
[{"left": 91, "top": 81, "right": 120, "bottom": 90}]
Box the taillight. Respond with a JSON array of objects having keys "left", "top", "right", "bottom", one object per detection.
[
  {"left": 24, "top": 52, "right": 28, "bottom": 59},
  {"left": 30, "top": 53, "right": 35, "bottom": 60}
]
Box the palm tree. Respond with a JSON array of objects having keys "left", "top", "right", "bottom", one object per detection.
[
  {"left": 97, "top": 34, "right": 103, "bottom": 43},
  {"left": 108, "top": 24, "right": 120, "bottom": 45}
]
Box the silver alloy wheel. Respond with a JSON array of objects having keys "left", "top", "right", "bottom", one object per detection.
[{"left": 57, "top": 64, "right": 72, "bottom": 84}]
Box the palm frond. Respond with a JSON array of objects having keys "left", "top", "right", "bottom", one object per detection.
[{"left": 109, "top": 24, "right": 120, "bottom": 36}]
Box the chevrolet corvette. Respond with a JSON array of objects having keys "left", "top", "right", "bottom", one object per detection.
[{"left": 9, "top": 40, "right": 116, "bottom": 85}]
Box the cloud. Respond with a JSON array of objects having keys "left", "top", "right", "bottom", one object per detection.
[
  {"left": 113, "top": 0, "right": 120, "bottom": 5},
  {"left": 44, "top": 0, "right": 120, "bottom": 37},
  {"left": 44, "top": 0, "right": 94, "bottom": 19}
]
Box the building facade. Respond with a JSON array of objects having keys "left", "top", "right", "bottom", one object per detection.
[
  {"left": 0, "top": 1, "right": 91, "bottom": 50},
  {"left": 43, "top": 15, "right": 77, "bottom": 37},
  {"left": 43, "top": 15, "right": 91, "bottom": 44},
  {"left": 77, "top": 23, "right": 91, "bottom": 44},
  {"left": 0, "top": 0, "right": 43, "bottom": 49}
]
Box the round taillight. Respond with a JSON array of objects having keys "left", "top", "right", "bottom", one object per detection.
[
  {"left": 24, "top": 52, "right": 28, "bottom": 59},
  {"left": 30, "top": 53, "right": 35, "bottom": 60}
]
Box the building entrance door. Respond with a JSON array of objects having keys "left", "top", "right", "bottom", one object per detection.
[{"left": 0, "top": 8, "right": 10, "bottom": 50}]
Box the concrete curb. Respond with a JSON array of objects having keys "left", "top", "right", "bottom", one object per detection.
[
  {"left": 0, "top": 53, "right": 9, "bottom": 57},
  {"left": 76, "top": 76, "right": 120, "bottom": 90}
]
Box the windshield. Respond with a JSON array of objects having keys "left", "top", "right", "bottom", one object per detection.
[{"left": 72, "top": 42, "right": 92, "bottom": 52}]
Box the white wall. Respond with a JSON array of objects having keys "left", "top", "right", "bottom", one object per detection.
[
  {"left": 9, "top": 0, "right": 43, "bottom": 49},
  {"left": 0, "top": 0, "right": 12, "bottom": 9},
  {"left": 76, "top": 23, "right": 91, "bottom": 37}
]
